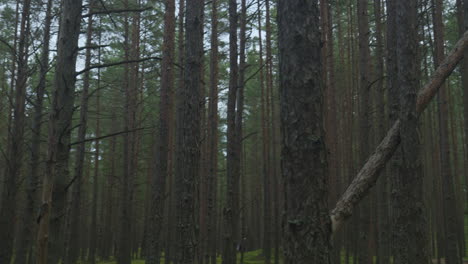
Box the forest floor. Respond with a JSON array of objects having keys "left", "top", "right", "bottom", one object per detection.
[{"left": 95, "top": 249, "right": 268, "bottom": 264}]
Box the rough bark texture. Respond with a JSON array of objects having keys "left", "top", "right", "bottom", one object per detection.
[
  {"left": 35, "top": 1, "right": 83, "bottom": 263},
  {"left": 0, "top": 0, "right": 31, "bottom": 262},
  {"left": 278, "top": 0, "right": 331, "bottom": 263},
  {"left": 206, "top": 1, "right": 219, "bottom": 263},
  {"left": 146, "top": 0, "right": 176, "bottom": 263},
  {"left": 331, "top": 30, "right": 468, "bottom": 233},
  {"left": 463, "top": 0, "right": 468, "bottom": 224},
  {"left": 223, "top": 0, "right": 239, "bottom": 263},
  {"left": 174, "top": 0, "right": 203, "bottom": 262},
  {"left": 356, "top": 0, "right": 372, "bottom": 262},
  {"left": 392, "top": 1, "right": 431, "bottom": 263}
]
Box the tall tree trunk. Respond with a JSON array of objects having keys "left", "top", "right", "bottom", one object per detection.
[
  {"left": 278, "top": 0, "right": 331, "bottom": 263},
  {"left": 223, "top": 0, "right": 239, "bottom": 263},
  {"left": 432, "top": 1, "right": 462, "bottom": 263},
  {"left": 374, "top": 0, "right": 389, "bottom": 263},
  {"left": 64, "top": 2, "right": 94, "bottom": 262},
  {"left": 392, "top": 1, "right": 431, "bottom": 263},
  {"left": 175, "top": 0, "right": 203, "bottom": 262},
  {"left": 14, "top": 0, "right": 52, "bottom": 263},
  {"left": 35, "top": 1, "right": 83, "bottom": 263},
  {"left": 147, "top": 0, "right": 176, "bottom": 263},
  {"left": 356, "top": 0, "right": 372, "bottom": 262},
  {"left": 0, "top": 0, "right": 31, "bottom": 262},
  {"left": 206, "top": 0, "right": 219, "bottom": 263},
  {"left": 89, "top": 66, "right": 101, "bottom": 264},
  {"left": 257, "top": 1, "right": 271, "bottom": 262},
  {"left": 119, "top": 1, "right": 140, "bottom": 262},
  {"left": 462, "top": 0, "right": 468, "bottom": 217}
]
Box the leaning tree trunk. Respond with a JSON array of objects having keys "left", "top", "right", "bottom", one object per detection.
[
  {"left": 35, "top": 1, "right": 83, "bottom": 264},
  {"left": 278, "top": 0, "right": 331, "bottom": 263},
  {"left": 331, "top": 30, "right": 468, "bottom": 234}
]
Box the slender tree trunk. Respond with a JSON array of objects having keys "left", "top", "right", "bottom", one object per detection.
[
  {"left": 146, "top": 0, "right": 176, "bottom": 263},
  {"left": 223, "top": 0, "right": 240, "bottom": 263},
  {"left": 14, "top": 0, "right": 52, "bottom": 263},
  {"left": 207, "top": 1, "right": 219, "bottom": 263},
  {"left": 462, "top": 0, "right": 468, "bottom": 217},
  {"left": 356, "top": 0, "right": 372, "bottom": 262},
  {"left": 64, "top": 3, "right": 94, "bottom": 262},
  {"left": 278, "top": 0, "right": 331, "bottom": 263},
  {"left": 0, "top": 0, "right": 31, "bottom": 262},
  {"left": 35, "top": 1, "right": 83, "bottom": 263},
  {"left": 256, "top": 1, "right": 271, "bottom": 262},
  {"left": 432, "top": 1, "right": 462, "bottom": 263},
  {"left": 175, "top": 0, "right": 203, "bottom": 262}
]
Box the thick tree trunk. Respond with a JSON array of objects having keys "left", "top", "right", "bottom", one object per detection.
[
  {"left": 278, "top": 0, "right": 331, "bottom": 263},
  {"left": 35, "top": 1, "right": 83, "bottom": 263},
  {"left": 174, "top": 0, "right": 203, "bottom": 262},
  {"left": 462, "top": 0, "right": 468, "bottom": 218},
  {"left": 331, "top": 30, "right": 468, "bottom": 233},
  {"left": 392, "top": 1, "right": 431, "bottom": 263}
]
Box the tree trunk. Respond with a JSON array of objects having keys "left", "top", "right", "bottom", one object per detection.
[
  {"left": 175, "top": 0, "right": 203, "bottom": 262},
  {"left": 223, "top": 0, "right": 240, "bottom": 263},
  {"left": 432, "top": 1, "right": 462, "bottom": 263},
  {"left": 35, "top": 1, "right": 83, "bottom": 263},
  {"left": 278, "top": 0, "right": 331, "bottom": 263},
  {"left": 206, "top": 0, "right": 219, "bottom": 263},
  {"left": 331, "top": 30, "right": 468, "bottom": 233},
  {"left": 0, "top": 0, "right": 31, "bottom": 262},
  {"left": 146, "top": 0, "right": 176, "bottom": 263},
  {"left": 64, "top": 2, "right": 94, "bottom": 262},
  {"left": 392, "top": 1, "right": 431, "bottom": 263},
  {"left": 14, "top": 0, "right": 52, "bottom": 263}
]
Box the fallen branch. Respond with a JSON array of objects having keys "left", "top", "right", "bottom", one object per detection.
[{"left": 330, "top": 30, "right": 468, "bottom": 234}]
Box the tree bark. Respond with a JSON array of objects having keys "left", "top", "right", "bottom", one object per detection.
[
  {"left": 223, "top": 0, "right": 240, "bottom": 263},
  {"left": 174, "top": 0, "right": 203, "bottom": 262},
  {"left": 146, "top": 0, "right": 176, "bottom": 263},
  {"left": 35, "top": 1, "right": 83, "bottom": 263},
  {"left": 278, "top": 0, "right": 331, "bottom": 263},
  {"left": 206, "top": 1, "right": 219, "bottom": 263},
  {"left": 392, "top": 1, "right": 431, "bottom": 263},
  {"left": 432, "top": 0, "right": 462, "bottom": 263}
]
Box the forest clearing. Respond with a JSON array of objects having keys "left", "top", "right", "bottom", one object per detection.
[{"left": 2, "top": 0, "right": 468, "bottom": 263}]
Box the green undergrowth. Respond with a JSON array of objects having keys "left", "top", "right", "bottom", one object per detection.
[{"left": 95, "top": 249, "right": 271, "bottom": 264}]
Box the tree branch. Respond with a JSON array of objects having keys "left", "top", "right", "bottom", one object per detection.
[
  {"left": 330, "top": 30, "right": 468, "bottom": 234},
  {"left": 75, "top": 56, "right": 162, "bottom": 76},
  {"left": 82, "top": 6, "right": 152, "bottom": 18}
]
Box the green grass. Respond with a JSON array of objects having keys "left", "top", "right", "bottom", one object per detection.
[{"left": 95, "top": 249, "right": 276, "bottom": 264}]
